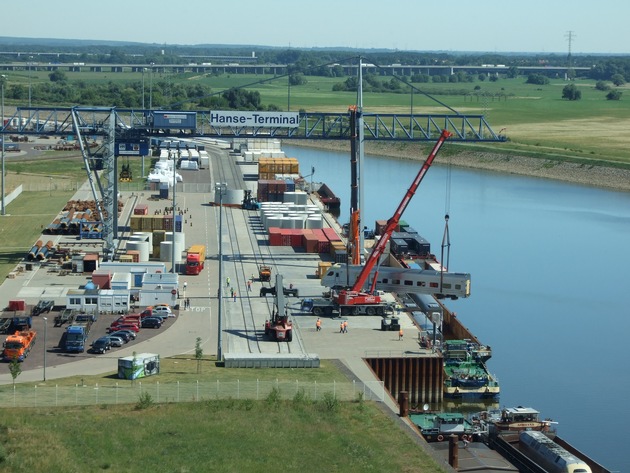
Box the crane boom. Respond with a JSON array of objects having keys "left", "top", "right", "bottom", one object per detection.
[{"left": 345, "top": 129, "right": 452, "bottom": 297}]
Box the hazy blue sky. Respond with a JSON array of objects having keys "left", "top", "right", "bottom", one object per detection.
[{"left": 4, "top": 0, "right": 629, "bottom": 54}]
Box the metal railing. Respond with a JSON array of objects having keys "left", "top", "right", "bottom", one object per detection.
[{"left": 0, "top": 379, "right": 386, "bottom": 408}]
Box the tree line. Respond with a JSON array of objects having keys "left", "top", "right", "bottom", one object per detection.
[{"left": 2, "top": 42, "right": 630, "bottom": 82}]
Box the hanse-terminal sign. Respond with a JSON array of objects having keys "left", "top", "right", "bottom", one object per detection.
[{"left": 209, "top": 111, "right": 300, "bottom": 127}]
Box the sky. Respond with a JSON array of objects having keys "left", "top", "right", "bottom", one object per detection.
[{"left": 3, "top": 0, "right": 630, "bottom": 54}]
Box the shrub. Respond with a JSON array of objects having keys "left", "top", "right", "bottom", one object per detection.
[
  {"left": 135, "top": 391, "right": 154, "bottom": 410},
  {"left": 606, "top": 90, "right": 622, "bottom": 100}
]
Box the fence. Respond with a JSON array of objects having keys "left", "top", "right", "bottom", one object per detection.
[{"left": 0, "top": 379, "right": 386, "bottom": 408}]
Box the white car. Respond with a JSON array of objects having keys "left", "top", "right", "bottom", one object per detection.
[{"left": 151, "top": 305, "right": 174, "bottom": 318}]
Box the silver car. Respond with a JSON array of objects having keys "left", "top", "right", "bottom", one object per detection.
[{"left": 106, "top": 335, "right": 125, "bottom": 347}]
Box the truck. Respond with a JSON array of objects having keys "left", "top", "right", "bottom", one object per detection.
[
  {"left": 186, "top": 245, "right": 206, "bottom": 275},
  {"left": 258, "top": 265, "right": 271, "bottom": 282},
  {"left": 2, "top": 330, "right": 37, "bottom": 362},
  {"left": 61, "top": 314, "right": 95, "bottom": 353},
  {"left": 300, "top": 296, "right": 393, "bottom": 317}
]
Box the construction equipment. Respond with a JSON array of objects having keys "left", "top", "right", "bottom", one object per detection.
[
  {"left": 335, "top": 130, "right": 452, "bottom": 310},
  {"left": 258, "top": 265, "right": 271, "bottom": 282},
  {"left": 119, "top": 159, "right": 132, "bottom": 182},
  {"left": 242, "top": 190, "right": 260, "bottom": 210},
  {"left": 2, "top": 330, "right": 37, "bottom": 362},
  {"left": 264, "top": 274, "right": 293, "bottom": 342}
]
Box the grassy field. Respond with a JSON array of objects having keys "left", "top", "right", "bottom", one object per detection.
[
  {"left": 8, "top": 69, "right": 630, "bottom": 162},
  {"left": 0, "top": 358, "right": 444, "bottom": 473}
]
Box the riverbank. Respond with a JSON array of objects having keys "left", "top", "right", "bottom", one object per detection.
[{"left": 290, "top": 140, "right": 630, "bottom": 193}]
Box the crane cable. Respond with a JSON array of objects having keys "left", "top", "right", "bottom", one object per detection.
[{"left": 440, "top": 157, "right": 453, "bottom": 290}]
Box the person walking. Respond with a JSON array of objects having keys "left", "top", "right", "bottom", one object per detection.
[
  {"left": 233, "top": 292, "right": 237, "bottom": 302},
  {"left": 399, "top": 328, "right": 404, "bottom": 341},
  {"left": 247, "top": 280, "right": 252, "bottom": 292},
  {"left": 316, "top": 318, "right": 321, "bottom": 332},
  {"left": 339, "top": 322, "right": 344, "bottom": 333},
  {"left": 343, "top": 320, "right": 348, "bottom": 333},
  {"left": 187, "top": 298, "right": 191, "bottom": 309},
  {"left": 226, "top": 277, "right": 230, "bottom": 287}
]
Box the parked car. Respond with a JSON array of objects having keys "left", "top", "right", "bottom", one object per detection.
[
  {"left": 109, "top": 323, "right": 140, "bottom": 333},
  {"left": 111, "top": 329, "right": 137, "bottom": 341},
  {"left": 141, "top": 317, "right": 162, "bottom": 329},
  {"left": 91, "top": 337, "right": 112, "bottom": 354},
  {"left": 106, "top": 335, "right": 124, "bottom": 347},
  {"left": 108, "top": 320, "right": 140, "bottom": 333},
  {"left": 148, "top": 305, "right": 174, "bottom": 318},
  {"left": 107, "top": 331, "right": 131, "bottom": 343}
]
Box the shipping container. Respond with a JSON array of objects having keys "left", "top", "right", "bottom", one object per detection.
[
  {"left": 134, "top": 204, "right": 149, "bottom": 215},
  {"left": 152, "top": 112, "right": 196, "bottom": 129}
]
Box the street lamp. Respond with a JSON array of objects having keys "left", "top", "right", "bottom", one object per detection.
[
  {"left": 42, "top": 316, "right": 48, "bottom": 381},
  {"left": 28, "top": 56, "right": 33, "bottom": 108},
  {"left": 149, "top": 63, "right": 155, "bottom": 110},
  {"left": 1, "top": 74, "right": 6, "bottom": 216},
  {"left": 141, "top": 68, "right": 147, "bottom": 109},
  {"left": 215, "top": 182, "right": 227, "bottom": 361}
]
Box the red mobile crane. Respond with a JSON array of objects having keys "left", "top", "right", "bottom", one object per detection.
[{"left": 335, "top": 129, "right": 452, "bottom": 307}]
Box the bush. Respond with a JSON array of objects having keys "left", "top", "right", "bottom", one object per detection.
[
  {"left": 595, "top": 81, "right": 610, "bottom": 91},
  {"left": 526, "top": 74, "right": 550, "bottom": 85},
  {"left": 562, "top": 83, "right": 582, "bottom": 100},
  {"left": 320, "top": 391, "right": 340, "bottom": 413},
  {"left": 135, "top": 391, "right": 155, "bottom": 410},
  {"left": 606, "top": 90, "right": 622, "bottom": 100}
]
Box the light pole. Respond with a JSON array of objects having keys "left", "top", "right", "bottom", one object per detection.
[
  {"left": 28, "top": 56, "right": 33, "bottom": 108},
  {"left": 149, "top": 63, "right": 154, "bottom": 110},
  {"left": 215, "top": 182, "right": 227, "bottom": 361},
  {"left": 1, "top": 74, "right": 6, "bottom": 216},
  {"left": 42, "top": 316, "right": 48, "bottom": 381},
  {"left": 171, "top": 148, "right": 178, "bottom": 274},
  {"left": 141, "top": 68, "right": 147, "bottom": 109}
]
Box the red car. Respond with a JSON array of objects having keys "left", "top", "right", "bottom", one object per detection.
[{"left": 108, "top": 321, "right": 140, "bottom": 333}]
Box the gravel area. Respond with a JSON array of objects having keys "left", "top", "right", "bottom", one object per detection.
[{"left": 290, "top": 140, "right": 630, "bottom": 193}]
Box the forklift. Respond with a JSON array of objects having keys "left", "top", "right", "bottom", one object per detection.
[{"left": 264, "top": 274, "right": 293, "bottom": 342}]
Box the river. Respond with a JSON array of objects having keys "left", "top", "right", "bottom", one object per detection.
[{"left": 284, "top": 144, "right": 630, "bottom": 472}]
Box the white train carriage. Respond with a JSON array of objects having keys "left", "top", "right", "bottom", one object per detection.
[
  {"left": 321, "top": 264, "right": 470, "bottom": 299},
  {"left": 519, "top": 431, "right": 592, "bottom": 473}
]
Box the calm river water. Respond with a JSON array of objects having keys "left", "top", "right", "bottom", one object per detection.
[{"left": 285, "top": 144, "right": 630, "bottom": 472}]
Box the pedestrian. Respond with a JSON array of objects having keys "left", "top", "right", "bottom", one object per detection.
[
  {"left": 226, "top": 277, "right": 230, "bottom": 287},
  {"left": 399, "top": 328, "right": 404, "bottom": 341},
  {"left": 187, "top": 298, "right": 191, "bottom": 309},
  {"left": 233, "top": 292, "right": 237, "bottom": 302},
  {"left": 343, "top": 320, "right": 348, "bottom": 333},
  {"left": 177, "top": 289, "right": 180, "bottom": 299},
  {"left": 340, "top": 322, "right": 344, "bottom": 333},
  {"left": 462, "top": 437, "right": 469, "bottom": 449},
  {"left": 247, "top": 280, "right": 252, "bottom": 292},
  {"left": 251, "top": 273, "right": 255, "bottom": 281},
  {"left": 316, "top": 318, "right": 321, "bottom": 331}
]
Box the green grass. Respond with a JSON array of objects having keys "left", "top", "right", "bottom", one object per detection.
[
  {"left": 0, "top": 358, "right": 444, "bottom": 473},
  {"left": 0, "top": 400, "right": 442, "bottom": 473},
  {"left": 0, "top": 155, "right": 150, "bottom": 278},
  {"left": 0, "top": 191, "right": 74, "bottom": 279}
]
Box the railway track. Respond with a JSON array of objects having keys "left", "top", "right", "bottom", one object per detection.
[{"left": 213, "top": 150, "right": 295, "bottom": 354}]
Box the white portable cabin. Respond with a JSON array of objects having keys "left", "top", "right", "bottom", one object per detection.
[{"left": 117, "top": 353, "right": 160, "bottom": 380}]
